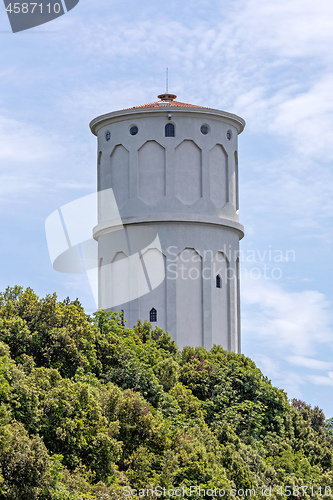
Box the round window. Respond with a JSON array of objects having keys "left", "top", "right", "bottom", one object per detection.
[
  {"left": 200, "top": 124, "right": 209, "bottom": 135},
  {"left": 130, "top": 125, "right": 138, "bottom": 136},
  {"left": 226, "top": 129, "right": 232, "bottom": 140},
  {"left": 105, "top": 131, "right": 111, "bottom": 141}
]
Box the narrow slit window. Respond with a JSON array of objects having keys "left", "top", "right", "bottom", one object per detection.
[
  {"left": 150, "top": 307, "right": 157, "bottom": 322},
  {"left": 216, "top": 275, "right": 222, "bottom": 288},
  {"left": 165, "top": 123, "right": 175, "bottom": 137}
]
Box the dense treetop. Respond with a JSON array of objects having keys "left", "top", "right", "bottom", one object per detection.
[{"left": 0, "top": 286, "right": 332, "bottom": 499}]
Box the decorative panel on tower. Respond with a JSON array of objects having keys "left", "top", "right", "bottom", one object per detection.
[
  {"left": 175, "top": 140, "right": 202, "bottom": 205},
  {"left": 110, "top": 145, "right": 129, "bottom": 208},
  {"left": 110, "top": 251, "right": 129, "bottom": 307},
  {"left": 176, "top": 248, "right": 203, "bottom": 347},
  {"left": 210, "top": 144, "right": 228, "bottom": 207},
  {"left": 211, "top": 251, "right": 229, "bottom": 347},
  {"left": 139, "top": 248, "right": 167, "bottom": 331},
  {"left": 234, "top": 151, "right": 239, "bottom": 211},
  {"left": 97, "top": 151, "right": 102, "bottom": 192},
  {"left": 138, "top": 141, "right": 166, "bottom": 205}
]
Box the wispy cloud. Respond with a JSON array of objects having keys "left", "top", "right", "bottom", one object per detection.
[
  {"left": 0, "top": 112, "right": 55, "bottom": 163},
  {"left": 237, "top": 75, "right": 333, "bottom": 161},
  {"left": 58, "top": 80, "right": 157, "bottom": 125},
  {"left": 57, "top": 1, "right": 333, "bottom": 166},
  {"left": 241, "top": 153, "right": 333, "bottom": 234},
  {"left": 287, "top": 356, "right": 333, "bottom": 371},
  {"left": 242, "top": 277, "right": 333, "bottom": 403},
  {"left": 307, "top": 372, "right": 333, "bottom": 386},
  {"left": 231, "top": 0, "right": 333, "bottom": 61},
  {"left": 242, "top": 277, "right": 333, "bottom": 356},
  {"left": 0, "top": 109, "right": 82, "bottom": 204}
]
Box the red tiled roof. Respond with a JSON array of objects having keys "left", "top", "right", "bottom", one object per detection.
[
  {"left": 122, "top": 93, "right": 211, "bottom": 111},
  {"left": 130, "top": 100, "right": 207, "bottom": 109}
]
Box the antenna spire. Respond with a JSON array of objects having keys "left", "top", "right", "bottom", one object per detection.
[{"left": 158, "top": 69, "right": 177, "bottom": 102}]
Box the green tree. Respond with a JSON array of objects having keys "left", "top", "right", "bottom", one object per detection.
[{"left": 0, "top": 421, "right": 51, "bottom": 499}]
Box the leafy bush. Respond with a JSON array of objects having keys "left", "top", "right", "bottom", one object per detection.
[{"left": 0, "top": 286, "right": 332, "bottom": 499}]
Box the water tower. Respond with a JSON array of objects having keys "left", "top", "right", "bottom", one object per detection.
[{"left": 90, "top": 93, "right": 245, "bottom": 351}]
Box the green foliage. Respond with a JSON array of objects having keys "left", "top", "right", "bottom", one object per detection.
[
  {"left": 154, "top": 357, "right": 179, "bottom": 391},
  {"left": 0, "top": 286, "right": 332, "bottom": 499},
  {"left": 0, "top": 421, "right": 51, "bottom": 499},
  {"left": 325, "top": 416, "right": 333, "bottom": 436},
  {"left": 0, "top": 287, "right": 98, "bottom": 378}
]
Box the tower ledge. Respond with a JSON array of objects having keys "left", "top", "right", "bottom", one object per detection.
[
  {"left": 93, "top": 214, "right": 245, "bottom": 241},
  {"left": 89, "top": 98, "right": 245, "bottom": 136}
]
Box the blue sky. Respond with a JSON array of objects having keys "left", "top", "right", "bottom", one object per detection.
[{"left": 1, "top": 0, "right": 333, "bottom": 417}]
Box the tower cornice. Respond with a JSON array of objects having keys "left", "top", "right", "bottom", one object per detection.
[
  {"left": 89, "top": 106, "right": 246, "bottom": 136},
  {"left": 93, "top": 215, "right": 245, "bottom": 241}
]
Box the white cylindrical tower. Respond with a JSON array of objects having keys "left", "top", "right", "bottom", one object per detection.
[{"left": 90, "top": 93, "right": 245, "bottom": 351}]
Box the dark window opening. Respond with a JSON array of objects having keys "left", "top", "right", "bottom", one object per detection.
[
  {"left": 201, "top": 124, "right": 209, "bottom": 135},
  {"left": 97, "top": 151, "right": 102, "bottom": 166},
  {"left": 150, "top": 308, "right": 157, "bottom": 322},
  {"left": 130, "top": 125, "right": 138, "bottom": 135},
  {"left": 165, "top": 123, "right": 175, "bottom": 137},
  {"left": 216, "top": 275, "right": 222, "bottom": 288},
  {"left": 105, "top": 130, "right": 111, "bottom": 141}
]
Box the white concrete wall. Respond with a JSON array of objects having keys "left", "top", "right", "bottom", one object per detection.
[
  {"left": 96, "top": 112, "right": 240, "bottom": 222},
  {"left": 110, "top": 145, "right": 129, "bottom": 208},
  {"left": 98, "top": 220, "right": 241, "bottom": 352},
  {"left": 93, "top": 107, "right": 244, "bottom": 352},
  {"left": 210, "top": 145, "right": 228, "bottom": 208},
  {"left": 138, "top": 141, "right": 166, "bottom": 205},
  {"left": 176, "top": 249, "right": 203, "bottom": 348},
  {"left": 175, "top": 140, "right": 202, "bottom": 205},
  {"left": 211, "top": 251, "right": 229, "bottom": 348}
]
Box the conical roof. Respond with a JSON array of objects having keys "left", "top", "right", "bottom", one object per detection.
[
  {"left": 89, "top": 93, "right": 246, "bottom": 135},
  {"left": 125, "top": 93, "right": 210, "bottom": 110}
]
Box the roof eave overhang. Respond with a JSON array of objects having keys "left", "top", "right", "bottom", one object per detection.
[{"left": 89, "top": 106, "right": 246, "bottom": 136}]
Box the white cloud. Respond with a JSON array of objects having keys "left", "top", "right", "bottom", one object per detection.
[
  {"left": 242, "top": 277, "right": 333, "bottom": 356},
  {"left": 247, "top": 352, "right": 307, "bottom": 399},
  {"left": 67, "top": 0, "right": 333, "bottom": 69},
  {"left": 0, "top": 112, "right": 55, "bottom": 163},
  {"left": 58, "top": 80, "right": 157, "bottom": 125},
  {"left": 251, "top": 353, "right": 281, "bottom": 379},
  {"left": 237, "top": 75, "right": 333, "bottom": 161},
  {"left": 58, "top": 2, "right": 333, "bottom": 166},
  {"left": 242, "top": 279, "right": 333, "bottom": 401},
  {"left": 307, "top": 372, "right": 333, "bottom": 386},
  {"left": 0, "top": 110, "right": 84, "bottom": 204},
  {"left": 271, "top": 76, "right": 333, "bottom": 158},
  {"left": 0, "top": 115, "right": 50, "bottom": 201},
  {"left": 286, "top": 356, "right": 333, "bottom": 371},
  {"left": 232, "top": 0, "right": 333, "bottom": 61}
]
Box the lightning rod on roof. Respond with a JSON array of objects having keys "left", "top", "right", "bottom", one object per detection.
[{"left": 166, "top": 67, "right": 169, "bottom": 93}]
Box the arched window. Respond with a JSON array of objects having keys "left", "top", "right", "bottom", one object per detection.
[
  {"left": 216, "top": 275, "right": 222, "bottom": 288},
  {"left": 165, "top": 123, "right": 175, "bottom": 137},
  {"left": 150, "top": 308, "right": 157, "bottom": 322}
]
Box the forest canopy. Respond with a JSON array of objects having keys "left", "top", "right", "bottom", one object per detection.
[{"left": 0, "top": 286, "right": 332, "bottom": 499}]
